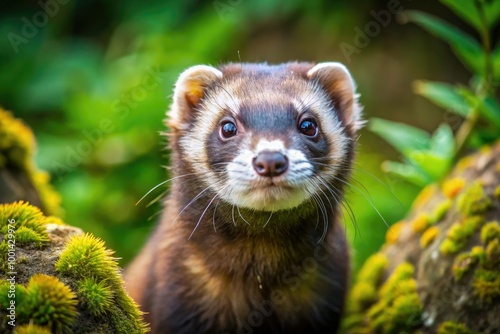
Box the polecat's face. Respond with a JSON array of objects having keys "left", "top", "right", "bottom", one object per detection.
[{"left": 168, "top": 62, "right": 362, "bottom": 212}]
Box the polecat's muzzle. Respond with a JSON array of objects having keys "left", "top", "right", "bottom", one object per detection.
[{"left": 252, "top": 151, "right": 288, "bottom": 177}]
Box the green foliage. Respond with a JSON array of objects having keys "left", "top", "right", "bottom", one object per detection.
[
  {"left": 370, "top": 119, "right": 454, "bottom": 186},
  {"left": 372, "top": 0, "right": 500, "bottom": 186}
]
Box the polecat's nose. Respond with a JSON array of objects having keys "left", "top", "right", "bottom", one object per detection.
[{"left": 252, "top": 152, "right": 288, "bottom": 177}]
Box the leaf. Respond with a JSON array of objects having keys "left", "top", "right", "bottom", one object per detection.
[
  {"left": 413, "top": 81, "right": 470, "bottom": 116},
  {"left": 369, "top": 118, "right": 431, "bottom": 156},
  {"left": 408, "top": 151, "right": 451, "bottom": 181},
  {"left": 492, "top": 47, "right": 500, "bottom": 80},
  {"left": 484, "top": 0, "right": 500, "bottom": 28},
  {"left": 430, "top": 123, "right": 455, "bottom": 158},
  {"left": 440, "top": 0, "right": 482, "bottom": 31},
  {"left": 440, "top": 0, "right": 500, "bottom": 30},
  {"left": 381, "top": 161, "right": 432, "bottom": 187},
  {"left": 458, "top": 88, "right": 500, "bottom": 127},
  {"left": 405, "top": 11, "right": 485, "bottom": 76}
]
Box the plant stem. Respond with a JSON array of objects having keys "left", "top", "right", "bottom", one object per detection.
[{"left": 454, "top": 0, "right": 493, "bottom": 157}]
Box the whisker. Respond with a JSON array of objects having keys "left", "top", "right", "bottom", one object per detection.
[
  {"left": 171, "top": 185, "right": 213, "bottom": 225},
  {"left": 351, "top": 165, "right": 404, "bottom": 208},
  {"left": 237, "top": 206, "right": 251, "bottom": 225},
  {"left": 263, "top": 211, "right": 274, "bottom": 228},
  {"left": 136, "top": 173, "right": 197, "bottom": 205},
  {"left": 188, "top": 185, "right": 229, "bottom": 240}
]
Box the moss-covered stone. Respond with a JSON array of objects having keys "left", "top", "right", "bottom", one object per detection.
[
  {"left": 0, "top": 109, "right": 60, "bottom": 216},
  {"left": 0, "top": 202, "right": 148, "bottom": 333},
  {"left": 345, "top": 143, "right": 500, "bottom": 333}
]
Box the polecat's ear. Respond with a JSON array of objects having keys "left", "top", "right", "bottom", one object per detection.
[
  {"left": 168, "top": 65, "right": 223, "bottom": 130},
  {"left": 307, "top": 62, "right": 363, "bottom": 132}
]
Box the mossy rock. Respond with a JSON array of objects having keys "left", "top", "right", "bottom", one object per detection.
[
  {"left": 343, "top": 143, "right": 500, "bottom": 333},
  {"left": 0, "top": 201, "right": 148, "bottom": 333},
  {"left": 0, "top": 108, "right": 61, "bottom": 216}
]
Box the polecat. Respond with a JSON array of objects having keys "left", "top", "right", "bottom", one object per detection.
[{"left": 124, "top": 62, "right": 363, "bottom": 334}]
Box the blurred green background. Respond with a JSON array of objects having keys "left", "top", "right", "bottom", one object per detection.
[{"left": 0, "top": 0, "right": 475, "bottom": 271}]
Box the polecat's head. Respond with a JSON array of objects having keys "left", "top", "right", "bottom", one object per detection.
[{"left": 167, "top": 62, "right": 362, "bottom": 212}]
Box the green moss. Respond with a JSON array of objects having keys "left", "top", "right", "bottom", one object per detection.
[
  {"left": 420, "top": 226, "right": 439, "bottom": 248},
  {"left": 56, "top": 234, "right": 116, "bottom": 280},
  {"left": 386, "top": 222, "right": 403, "bottom": 244},
  {"left": 485, "top": 239, "right": 500, "bottom": 269},
  {"left": 0, "top": 110, "right": 61, "bottom": 216},
  {"left": 430, "top": 199, "right": 452, "bottom": 223},
  {"left": 15, "top": 226, "right": 49, "bottom": 247},
  {"left": 437, "top": 321, "right": 475, "bottom": 334},
  {"left": 78, "top": 277, "right": 114, "bottom": 316},
  {"left": 440, "top": 217, "right": 485, "bottom": 255},
  {"left": 0, "top": 241, "right": 8, "bottom": 273},
  {"left": 494, "top": 185, "right": 500, "bottom": 199},
  {"left": 0, "top": 202, "right": 49, "bottom": 249},
  {"left": 462, "top": 216, "right": 485, "bottom": 235},
  {"left": 14, "top": 324, "right": 52, "bottom": 334},
  {"left": 411, "top": 214, "right": 430, "bottom": 233},
  {"left": 0, "top": 202, "right": 47, "bottom": 235},
  {"left": 0, "top": 109, "right": 34, "bottom": 170},
  {"left": 383, "top": 294, "right": 422, "bottom": 334},
  {"left": 347, "top": 254, "right": 388, "bottom": 313},
  {"left": 442, "top": 178, "right": 465, "bottom": 199},
  {"left": 473, "top": 269, "right": 500, "bottom": 303},
  {"left": 457, "top": 182, "right": 492, "bottom": 215},
  {"left": 368, "top": 263, "right": 422, "bottom": 334},
  {"left": 56, "top": 234, "right": 147, "bottom": 333},
  {"left": 480, "top": 221, "right": 500, "bottom": 244},
  {"left": 452, "top": 252, "right": 477, "bottom": 280},
  {"left": 26, "top": 274, "right": 78, "bottom": 334}
]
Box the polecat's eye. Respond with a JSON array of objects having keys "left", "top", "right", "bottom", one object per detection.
[
  {"left": 299, "top": 119, "right": 318, "bottom": 137},
  {"left": 220, "top": 121, "right": 238, "bottom": 139}
]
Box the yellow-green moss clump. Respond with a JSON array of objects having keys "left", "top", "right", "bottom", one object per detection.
[
  {"left": 420, "top": 226, "right": 439, "bottom": 248},
  {"left": 344, "top": 262, "right": 423, "bottom": 334},
  {"left": 457, "top": 182, "right": 491, "bottom": 216},
  {"left": 0, "top": 202, "right": 148, "bottom": 333},
  {"left": 411, "top": 214, "right": 430, "bottom": 233},
  {"left": 440, "top": 216, "right": 485, "bottom": 255},
  {"left": 13, "top": 323, "right": 53, "bottom": 334},
  {"left": 385, "top": 221, "right": 403, "bottom": 244},
  {"left": 442, "top": 178, "right": 465, "bottom": 199},
  {"left": 0, "top": 109, "right": 61, "bottom": 216},
  {"left": 437, "top": 321, "right": 476, "bottom": 334}
]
